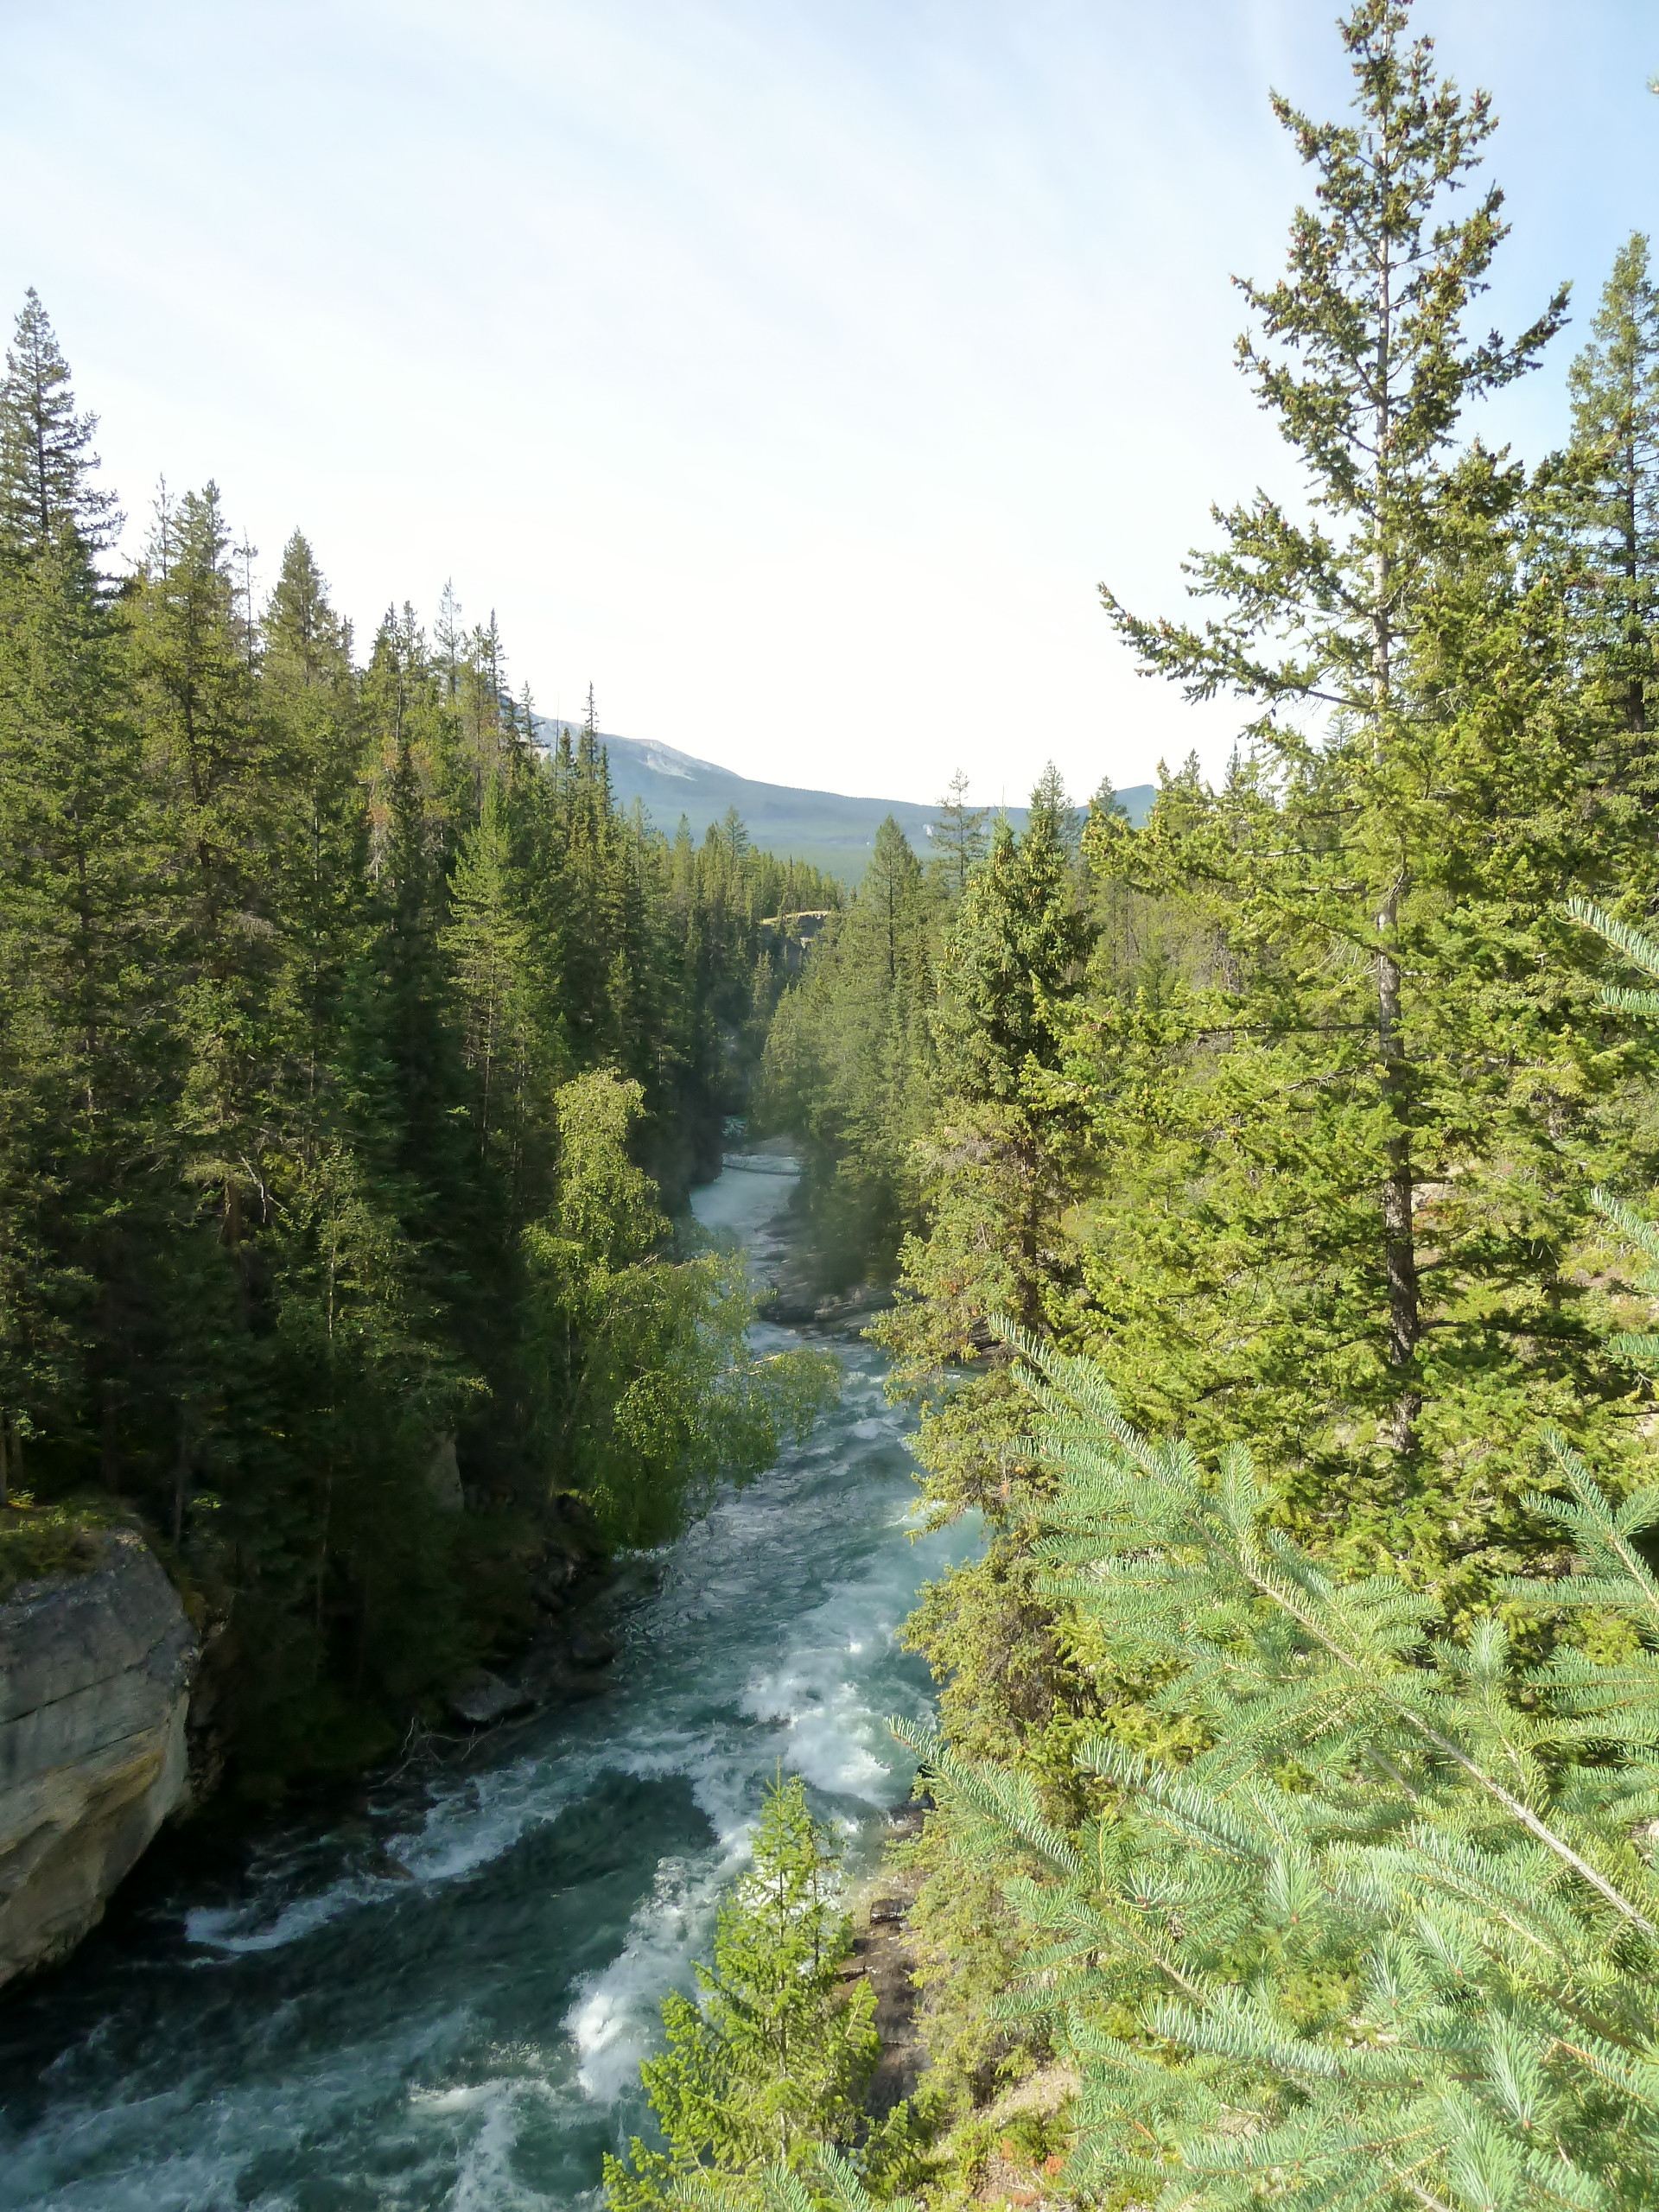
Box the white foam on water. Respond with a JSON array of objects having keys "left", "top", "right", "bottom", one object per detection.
[
  {"left": 1, "top": 2010, "right": 479, "bottom": 2211},
  {"left": 0, "top": 2120, "right": 263, "bottom": 2212},
  {"left": 183, "top": 1754, "right": 614, "bottom": 1960},
  {"left": 3, "top": 1162, "right": 985, "bottom": 2210},
  {"left": 185, "top": 1880, "right": 385, "bottom": 1956},
  {"left": 688, "top": 1164, "right": 798, "bottom": 1239},
  {"left": 395, "top": 1758, "right": 594, "bottom": 1885},
  {"left": 564, "top": 1847, "right": 741, "bottom": 2102},
  {"left": 409, "top": 2070, "right": 568, "bottom": 2212},
  {"left": 448, "top": 2083, "right": 558, "bottom": 2212},
  {"left": 736, "top": 1563, "right": 912, "bottom": 1797}
]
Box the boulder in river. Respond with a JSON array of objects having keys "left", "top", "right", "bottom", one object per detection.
[
  {"left": 446, "top": 1669, "right": 536, "bottom": 1726},
  {"left": 0, "top": 1531, "right": 198, "bottom": 1991}
]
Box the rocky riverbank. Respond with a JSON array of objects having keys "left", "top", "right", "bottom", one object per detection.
[
  {"left": 0, "top": 1483, "right": 622, "bottom": 1996},
  {"left": 0, "top": 1161, "right": 878, "bottom": 2001},
  {"left": 0, "top": 1152, "right": 980, "bottom": 2205},
  {"left": 0, "top": 1534, "right": 197, "bottom": 1992}
]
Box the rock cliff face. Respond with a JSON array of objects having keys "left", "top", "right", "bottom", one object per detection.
[{"left": 0, "top": 1533, "right": 197, "bottom": 1990}]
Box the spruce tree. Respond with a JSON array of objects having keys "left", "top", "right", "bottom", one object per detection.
[
  {"left": 901, "top": 1299, "right": 1659, "bottom": 2212},
  {"left": 873, "top": 769, "right": 1095, "bottom": 1808},
  {"left": 0, "top": 302, "right": 850, "bottom": 1786},
  {"left": 441, "top": 778, "right": 539, "bottom": 1185},
  {"left": 927, "top": 770, "right": 988, "bottom": 902},
  {"left": 0, "top": 290, "right": 119, "bottom": 556},
  {"left": 901, "top": 849, "right": 1659, "bottom": 2212},
  {"left": 1102, "top": 0, "right": 1567, "bottom": 1455},
  {"left": 757, "top": 819, "right": 936, "bottom": 1282},
  {"left": 0, "top": 295, "right": 154, "bottom": 1497},
  {"left": 133, "top": 482, "right": 280, "bottom": 1253},
  {"left": 1060, "top": 2, "right": 1652, "bottom": 1611},
  {"left": 604, "top": 1774, "right": 880, "bottom": 2210},
  {"left": 260, "top": 531, "right": 371, "bottom": 1166},
  {"left": 1555, "top": 234, "right": 1659, "bottom": 802}
]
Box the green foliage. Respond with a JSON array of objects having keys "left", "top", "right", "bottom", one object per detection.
[
  {"left": 0, "top": 288, "right": 844, "bottom": 1789},
  {"left": 0, "top": 1495, "right": 124, "bottom": 1599},
  {"left": 0, "top": 286, "right": 118, "bottom": 555},
  {"left": 756, "top": 815, "right": 941, "bottom": 1286},
  {"left": 1085, "top": 0, "right": 1630, "bottom": 1550},
  {"left": 897, "top": 1306, "right": 1659, "bottom": 2212},
  {"left": 880, "top": 1808, "right": 1038, "bottom": 2117},
  {"left": 524, "top": 1071, "right": 838, "bottom": 1547},
  {"left": 604, "top": 1775, "right": 881, "bottom": 2212},
  {"left": 1101, "top": 0, "right": 1566, "bottom": 723},
  {"left": 673, "top": 2142, "right": 921, "bottom": 2212},
  {"left": 1554, "top": 232, "right": 1659, "bottom": 780},
  {"left": 743, "top": 11, "right": 1659, "bottom": 2196},
  {"left": 868, "top": 767, "right": 1096, "bottom": 1812}
]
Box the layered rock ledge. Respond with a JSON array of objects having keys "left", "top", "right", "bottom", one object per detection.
[{"left": 0, "top": 1532, "right": 197, "bottom": 1990}]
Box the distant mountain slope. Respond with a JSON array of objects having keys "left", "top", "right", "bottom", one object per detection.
[{"left": 534, "top": 720, "right": 1154, "bottom": 882}]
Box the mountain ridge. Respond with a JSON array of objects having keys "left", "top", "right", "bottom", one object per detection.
[{"left": 532, "top": 719, "right": 1154, "bottom": 881}]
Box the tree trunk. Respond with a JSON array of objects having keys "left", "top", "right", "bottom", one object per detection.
[
  {"left": 1372, "top": 229, "right": 1420, "bottom": 1456},
  {"left": 1376, "top": 891, "right": 1421, "bottom": 1452}
]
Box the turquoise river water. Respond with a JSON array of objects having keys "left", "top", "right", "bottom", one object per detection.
[{"left": 0, "top": 1163, "right": 975, "bottom": 2211}]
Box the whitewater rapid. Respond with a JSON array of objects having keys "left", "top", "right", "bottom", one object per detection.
[{"left": 0, "top": 1164, "right": 975, "bottom": 2211}]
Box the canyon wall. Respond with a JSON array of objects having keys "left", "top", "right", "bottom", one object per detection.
[{"left": 0, "top": 1533, "right": 197, "bottom": 1991}]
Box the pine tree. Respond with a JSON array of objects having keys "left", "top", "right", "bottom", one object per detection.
[
  {"left": 1102, "top": 0, "right": 1567, "bottom": 1454},
  {"left": 877, "top": 890, "right": 1659, "bottom": 2206},
  {"left": 440, "top": 778, "right": 540, "bottom": 1192},
  {"left": 1057, "top": 2, "right": 1652, "bottom": 1611},
  {"left": 868, "top": 767, "right": 1096, "bottom": 1851},
  {"left": 260, "top": 531, "right": 370, "bottom": 1166},
  {"left": 0, "top": 296, "right": 155, "bottom": 1497},
  {"left": 928, "top": 771, "right": 988, "bottom": 902},
  {"left": 928, "top": 779, "right": 1090, "bottom": 1117},
  {"left": 0, "top": 298, "right": 849, "bottom": 1786},
  {"left": 899, "top": 1291, "right": 1659, "bottom": 2212},
  {"left": 0, "top": 290, "right": 119, "bottom": 557},
  {"left": 901, "top": 860, "right": 1659, "bottom": 2212},
  {"left": 604, "top": 1774, "right": 880, "bottom": 2211},
  {"left": 755, "top": 817, "right": 938, "bottom": 1282},
  {"left": 1556, "top": 234, "right": 1659, "bottom": 802}
]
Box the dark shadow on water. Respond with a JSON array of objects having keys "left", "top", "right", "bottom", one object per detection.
[{"left": 0, "top": 1772, "right": 714, "bottom": 2178}]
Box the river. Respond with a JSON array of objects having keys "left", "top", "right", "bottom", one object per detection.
[{"left": 0, "top": 1162, "right": 975, "bottom": 2211}]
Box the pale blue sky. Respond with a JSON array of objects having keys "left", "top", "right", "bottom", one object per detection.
[{"left": 3, "top": 0, "right": 1655, "bottom": 806}]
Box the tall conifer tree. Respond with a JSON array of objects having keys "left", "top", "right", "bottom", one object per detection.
[
  {"left": 1557, "top": 234, "right": 1659, "bottom": 802},
  {"left": 1071, "top": 3, "right": 1655, "bottom": 1609},
  {"left": 1102, "top": 0, "right": 1567, "bottom": 1453},
  {"left": 0, "top": 289, "right": 119, "bottom": 556}
]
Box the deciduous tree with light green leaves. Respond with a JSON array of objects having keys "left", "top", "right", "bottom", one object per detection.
[{"left": 524, "top": 1070, "right": 837, "bottom": 1548}]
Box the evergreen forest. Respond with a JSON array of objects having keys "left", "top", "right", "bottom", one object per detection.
[
  {"left": 0, "top": 289, "right": 842, "bottom": 1789},
  {"left": 22, "top": 1, "right": 1659, "bottom": 2207},
  {"left": 613, "top": 5, "right": 1659, "bottom": 2209}
]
